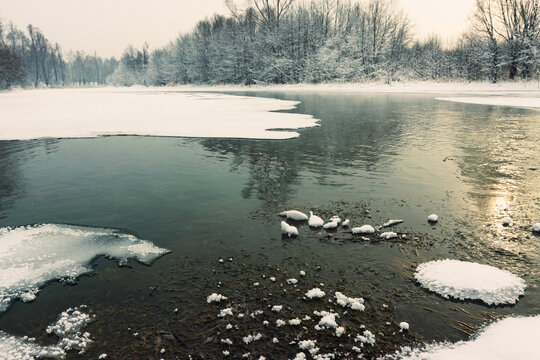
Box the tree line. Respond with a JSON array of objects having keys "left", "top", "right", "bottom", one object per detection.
[
  {"left": 0, "top": 19, "right": 117, "bottom": 89},
  {"left": 2, "top": 0, "right": 539, "bottom": 89}
]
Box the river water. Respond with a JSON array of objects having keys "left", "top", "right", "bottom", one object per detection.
[{"left": 0, "top": 91, "right": 539, "bottom": 359}]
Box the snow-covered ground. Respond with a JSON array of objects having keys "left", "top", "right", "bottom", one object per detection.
[
  {"left": 415, "top": 259, "right": 526, "bottom": 305},
  {"left": 0, "top": 88, "right": 318, "bottom": 140},
  {"left": 0, "top": 224, "right": 169, "bottom": 312},
  {"left": 154, "top": 81, "right": 540, "bottom": 110},
  {"left": 383, "top": 315, "right": 540, "bottom": 360}
]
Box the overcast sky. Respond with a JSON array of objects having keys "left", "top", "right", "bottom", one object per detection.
[{"left": 0, "top": 0, "right": 476, "bottom": 58}]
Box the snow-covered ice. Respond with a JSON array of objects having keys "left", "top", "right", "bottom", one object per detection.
[
  {"left": 436, "top": 96, "right": 540, "bottom": 110},
  {"left": 383, "top": 315, "right": 540, "bottom": 360},
  {"left": 0, "top": 306, "right": 94, "bottom": 359},
  {"left": 279, "top": 210, "right": 309, "bottom": 221},
  {"left": 281, "top": 221, "right": 299, "bottom": 237},
  {"left": 415, "top": 259, "right": 526, "bottom": 305},
  {"left": 0, "top": 88, "right": 319, "bottom": 140},
  {"left": 305, "top": 288, "right": 326, "bottom": 299},
  {"left": 308, "top": 211, "right": 324, "bottom": 227},
  {"left": 0, "top": 224, "right": 169, "bottom": 312},
  {"left": 352, "top": 225, "right": 375, "bottom": 234}
]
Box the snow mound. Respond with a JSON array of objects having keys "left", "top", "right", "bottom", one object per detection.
[
  {"left": 380, "top": 232, "right": 398, "bottom": 240},
  {"left": 0, "top": 224, "right": 169, "bottom": 312},
  {"left": 207, "top": 293, "right": 227, "bottom": 303},
  {"left": 305, "top": 288, "right": 325, "bottom": 299},
  {"left": 415, "top": 259, "right": 526, "bottom": 305},
  {"left": 382, "top": 315, "right": 540, "bottom": 360},
  {"left": 281, "top": 221, "right": 298, "bottom": 237},
  {"left": 0, "top": 305, "right": 93, "bottom": 359},
  {"left": 352, "top": 225, "right": 375, "bottom": 234},
  {"left": 279, "top": 210, "right": 308, "bottom": 221},
  {"left": 0, "top": 89, "right": 319, "bottom": 140}
]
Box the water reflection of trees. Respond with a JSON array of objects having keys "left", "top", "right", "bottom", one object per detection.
[
  {"left": 200, "top": 93, "right": 425, "bottom": 206},
  {"left": 0, "top": 140, "right": 58, "bottom": 219}
]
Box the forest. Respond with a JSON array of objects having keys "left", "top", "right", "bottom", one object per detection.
[{"left": 1, "top": 0, "right": 539, "bottom": 89}]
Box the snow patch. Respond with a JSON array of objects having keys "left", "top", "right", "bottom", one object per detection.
[
  {"left": 335, "top": 292, "right": 365, "bottom": 311},
  {"left": 0, "top": 306, "right": 93, "bottom": 359},
  {"left": 207, "top": 293, "right": 227, "bottom": 303},
  {"left": 415, "top": 259, "right": 526, "bottom": 305}
]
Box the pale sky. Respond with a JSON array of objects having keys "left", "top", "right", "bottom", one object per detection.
[{"left": 0, "top": 0, "right": 476, "bottom": 58}]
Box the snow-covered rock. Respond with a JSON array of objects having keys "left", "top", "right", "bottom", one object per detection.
[
  {"left": 380, "top": 232, "right": 398, "bottom": 239},
  {"left": 308, "top": 211, "right": 324, "bottom": 227},
  {"left": 280, "top": 210, "right": 308, "bottom": 221},
  {"left": 502, "top": 217, "right": 511, "bottom": 226},
  {"left": 352, "top": 225, "right": 375, "bottom": 234},
  {"left": 281, "top": 221, "right": 299, "bottom": 237},
  {"left": 532, "top": 223, "right": 540, "bottom": 232},
  {"left": 271, "top": 305, "right": 283, "bottom": 312},
  {"left": 323, "top": 221, "right": 338, "bottom": 230},
  {"left": 415, "top": 259, "right": 526, "bottom": 305},
  {"left": 287, "top": 278, "right": 298, "bottom": 285},
  {"left": 330, "top": 216, "right": 341, "bottom": 224},
  {"left": 399, "top": 322, "right": 409, "bottom": 331},
  {"left": 427, "top": 214, "right": 439, "bottom": 222},
  {"left": 341, "top": 219, "right": 350, "bottom": 227}
]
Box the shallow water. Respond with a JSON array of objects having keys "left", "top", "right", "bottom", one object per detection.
[{"left": 0, "top": 91, "right": 539, "bottom": 358}]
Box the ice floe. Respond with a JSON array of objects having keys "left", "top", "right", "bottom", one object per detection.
[
  {"left": 0, "top": 89, "right": 319, "bottom": 140},
  {"left": 383, "top": 315, "right": 540, "bottom": 360},
  {"left": 415, "top": 259, "right": 526, "bottom": 305},
  {"left": 0, "top": 306, "right": 94, "bottom": 359},
  {"left": 0, "top": 224, "right": 169, "bottom": 312}
]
